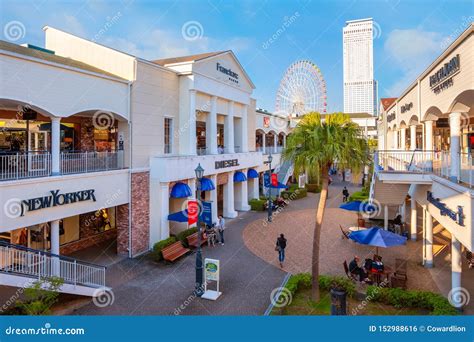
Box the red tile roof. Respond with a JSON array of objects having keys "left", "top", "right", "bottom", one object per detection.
[{"left": 380, "top": 97, "right": 397, "bottom": 110}]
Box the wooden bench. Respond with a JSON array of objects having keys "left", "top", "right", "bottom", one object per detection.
[
  {"left": 186, "top": 232, "right": 207, "bottom": 248},
  {"left": 161, "top": 241, "right": 190, "bottom": 262}
]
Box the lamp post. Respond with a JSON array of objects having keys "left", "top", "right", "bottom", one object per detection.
[
  {"left": 264, "top": 153, "right": 273, "bottom": 222},
  {"left": 194, "top": 163, "right": 204, "bottom": 297}
]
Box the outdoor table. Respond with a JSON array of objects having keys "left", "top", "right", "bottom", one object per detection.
[
  {"left": 348, "top": 226, "right": 368, "bottom": 232},
  {"left": 368, "top": 265, "right": 393, "bottom": 285}
]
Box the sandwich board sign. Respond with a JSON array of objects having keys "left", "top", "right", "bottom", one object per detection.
[{"left": 201, "top": 258, "right": 222, "bottom": 300}]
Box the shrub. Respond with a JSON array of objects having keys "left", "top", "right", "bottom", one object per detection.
[
  {"left": 249, "top": 198, "right": 266, "bottom": 211},
  {"left": 305, "top": 183, "right": 321, "bottom": 193},
  {"left": 348, "top": 190, "right": 369, "bottom": 202},
  {"left": 16, "top": 277, "right": 64, "bottom": 315},
  {"left": 283, "top": 273, "right": 355, "bottom": 299},
  {"left": 281, "top": 188, "right": 307, "bottom": 200},
  {"left": 176, "top": 227, "right": 198, "bottom": 247},
  {"left": 288, "top": 183, "right": 299, "bottom": 191},
  {"left": 152, "top": 237, "right": 178, "bottom": 261}
]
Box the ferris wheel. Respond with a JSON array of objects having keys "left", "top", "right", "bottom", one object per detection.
[{"left": 275, "top": 60, "right": 327, "bottom": 118}]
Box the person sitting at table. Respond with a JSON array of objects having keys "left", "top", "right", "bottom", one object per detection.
[
  {"left": 371, "top": 255, "right": 384, "bottom": 272},
  {"left": 349, "top": 256, "right": 371, "bottom": 283}
]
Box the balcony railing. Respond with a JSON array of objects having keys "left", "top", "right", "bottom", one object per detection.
[
  {"left": 0, "top": 150, "right": 125, "bottom": 181},
  {"left": 375, "top": 150, "right": 473, "bottom": 188}
]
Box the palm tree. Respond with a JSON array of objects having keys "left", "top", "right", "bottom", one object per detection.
[{"left": 282, "top": 112, "right": 368, "bottom": 301}]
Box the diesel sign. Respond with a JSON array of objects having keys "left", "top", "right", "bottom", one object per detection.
[{"left": 215, "top": 159, "right": 240, "bottom": 169}]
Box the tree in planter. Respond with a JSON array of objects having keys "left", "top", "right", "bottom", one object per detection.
[
  {"left": 16, "top": 277, "right": 64, "bottom": 315},
  {"left": 282, "top": 112, "right": 367, "bottom": 301}
]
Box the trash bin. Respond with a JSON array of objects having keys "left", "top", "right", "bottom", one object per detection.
[{"left": 330, "top": 288, "right": 347, "bottom": 315}]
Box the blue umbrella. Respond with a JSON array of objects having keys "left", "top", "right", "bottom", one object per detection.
[
  {"left": 339, "top": 200, "right": 377, "bottom": 213},
  {"left": 349, "top": 226, "right": 407, "bottom": 255}
]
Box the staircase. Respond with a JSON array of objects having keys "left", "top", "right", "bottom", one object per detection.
[
  {"left": 0, "top": 241, "right": 108, "bottom": 297},
  {"left": 276, "top": 158, "right": 293, "bottom": 186}
]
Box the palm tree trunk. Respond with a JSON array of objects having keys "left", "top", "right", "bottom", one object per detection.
[{"left": 311, "top": 167, "right": 329, "bottom": 302}]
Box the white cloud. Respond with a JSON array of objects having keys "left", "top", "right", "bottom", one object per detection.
[{"left": 383, "top": 28, "right": 446, "bottom": 95}]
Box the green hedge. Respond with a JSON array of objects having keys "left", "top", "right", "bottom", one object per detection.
[
  {"left": 176, "top": 227, "right": 198, "bottom": 247},
  {"left": 282, "top": 273, "right": 356, "bottom": 300},
  {"left": 366, "top": 286, "right": 458, "bottom": 315},
  {"left": 249, "top": 198, "right": 266, "bottom": 211},
  {"left": 348, "top": 190, "right": 369, "bottom": 202},
  {"left": 151, "top": 237, "right": 178, "bottom": 261},
  {"left": 305, "top": 183, "right": 321, "bottom": 193},
  {"left": 281, "top": 188, "right": 307, "bottom": 200}
]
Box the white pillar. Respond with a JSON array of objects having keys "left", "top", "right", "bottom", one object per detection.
[
  {"left": 425, "top": 121, "right": 434, "bottom": 151},
  {"left": 235, "top": 170, "right": 251, "bottom": 211},
  {"left": 283, "top": 135, "right": 286, "bottom": 148},
  {"left": 189, "top": 90, "right": 197, "bottom": 155},
  {"left": 225, "top": 101, "right": 235, "bottom": 154},
  {"left": 188, "top": 178, "right": 196, "bottom": 195},
  {"left": 262, "top": 133, "right": 266, "bottom": 154},
  {"left": 401, "top": 202, "right": 406, "bottom": 224},
  {"left": 425, "top": 209, "right": 433, "bottom": 268},
  {"left": 449, "top": 112, "right": 461, "bottom": 182},
  {"left": 273, "top": 134, "right": 278, "bottom": 153},
  {"left": 50, "top": 219, "right": 60, "bottom": 276},
  {"left": 451, "top": 236, "right": 463, "bottom": 310},
  {"left": 400, "top": 128, "right": 406, "bottom": 150},
  {"left": 393, "top": 130, "right": 398, "bottom": 150},
  {"left": 51, "top": 117, "right": 61, "bottom": 175},
  {"left": 248, "top": 176, "right": 259, "bottom": 200},
  {"left": 410, "top": 199, "right": 417, "bottom": 241},
  {"left": 241, "top": 105, "right": 249, "bottom": 152},
  {"left": 410, "top": 125, "right": 417, "bottom": 150},
  {"left": 207, "top": 96, "right": 218, "bottom": 155},
  {"left": 210, "top": 174, "right": 218, "bottom": 225},
  {"left": 384, "top": 205, "right": 389, "bottom": 230},
  {"left": 160, "top": 183, "right": 170, "bottom": 241},
  {"left": 223, "top": 171, "right": 237, "bottom": 218}
]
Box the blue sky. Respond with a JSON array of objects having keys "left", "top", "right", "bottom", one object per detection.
[{"left": 1, "top": 0, "right": 473, "bottom": 112}]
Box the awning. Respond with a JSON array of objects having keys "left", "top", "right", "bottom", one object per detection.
[
  {"left": 200, "top": 177, "right": 215, "bottom": 191},
  {"left": 167, "top": 210, "right": 188, "bottom": 222},
  {"left": 247, "top": 169, "right": 259, "bottom": 179},
  {"left": 233, "top": 171, "right": 247, "bottom": 182},
  {"left": 170, "top": 182, "right": 192, "bottom": 198},
  {"left": 270, "top": 181, "right": 287, "bottom": 189}
]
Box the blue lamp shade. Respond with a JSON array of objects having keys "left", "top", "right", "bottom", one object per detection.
[
  {"left": 233, "top": 171, "right": 247, "bottom": 182},
  {"left": 200, "top": 177, "right": 215, "bottom": 191},
  {"left": 170, "top": 182, "right": 192, "bottom": 198},
  {"left": 247, "top": 168, "right": 259, "bottom": 179}
]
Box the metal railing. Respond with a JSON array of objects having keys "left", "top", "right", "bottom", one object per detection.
[
  {"left": 0, "top": 151, "right": 51, "bottom": 181},
  {"left": 0, "top": 241, "right": 106, "bottom": 288},
  {"left": 61, "top": 151, "right": 124, "bottom": 175}
]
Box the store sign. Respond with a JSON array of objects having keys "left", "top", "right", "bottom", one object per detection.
[
  {"left": 400, "top": 102, "right": 413, "bottom": 114},
  {"left": 387, "top": 111, "right": 396, "bottom": 123},
  {"left": 427, "top": 191, "right": 464, "bottom": 226},
  {"left": 204, "top": 258, "right": 220, "bottom": 281},
  {"left": 216, "top": 63, "right": 239, "bottom": 84},
  {"left": 263, "top": 117, "right": 270, "bottom": 128},
  {"left": 429, "top": 54, "right": 460, "bottom": 94},
  {"left": 215, "top": 159, "right": 239, "bottom": 169},
  {"left": 188, "top": 200, "right": 198, "bottom": 226},
  {"left": 19, "top": 189, "right": 96, "bottom": 217}
]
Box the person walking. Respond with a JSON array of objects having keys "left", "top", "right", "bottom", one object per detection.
[
  {"left": 275, "top": 234, "right": 287, "bottom": 268},
  {"left": 342, "top": 186, "right": 349, "bottom": 202},
  {"left": 217, "top": 215, "right": 225, "bottom": 245}
]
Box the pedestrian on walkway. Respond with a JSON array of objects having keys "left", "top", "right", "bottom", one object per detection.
[
  {"left": 342, "top": 186, "right": 349, "bottom": 202},
  {"left": 218, "top": 215, "right": 225, "bottom": 245},
  {"left": 275, "top": 234, "right": 287, "bottom": 268}
]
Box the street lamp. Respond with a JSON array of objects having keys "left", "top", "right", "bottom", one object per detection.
[
  {"left": 264, "top": 153, "right": 273, "bottom": 222},
  {"left": 194, "top": 163, "right": 204, "bottom": 297}
]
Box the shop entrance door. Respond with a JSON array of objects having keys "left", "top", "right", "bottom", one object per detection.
[
  {"left": 28, "top": 131, "right": 49, "bottom": 173},
  {"left": 217, "top": 184, "right": 224, "bottom": 216}
]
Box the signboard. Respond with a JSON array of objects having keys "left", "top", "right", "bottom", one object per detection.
[
  {"left": 263, "top": 117, "right": 270, "bottom": 128},
  {"left": 271, "top": 173, "right": 278, "bottom": 187},
  {"left": 188, "top": 200, "right": 198, "bottom": 226},
  {"left": 202, "top": 258, "right": 222, "bottom": 301},
  {"left": 201, "top": 201, "right": 213, "bottom": 226},
  {"left": 264, "top": 172, "right": 270, "bottom": 187},
  {"left": 429, "top": 54, "right": 460, "bottom": 90},
  {"left": 298, "top": 174, "right": 306, "bottom": 188},
  {"left": 427, "top": 191, "right": 464, "bottom": 226},
  {"left": 215, "top": 159, "right": 240, "bottom": 169},
  {"left": 216, "top": 62, "right": 239, "bottom": 84}
]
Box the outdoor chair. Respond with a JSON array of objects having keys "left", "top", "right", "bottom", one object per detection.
[
  {"left": 394, "top": 258, "right": 408, "bottom": 279},
  {"left": 339, "top": 225, "right": 350, "bottom": 239},
  {"left": 391, "top": 274, "right": 407, "bottom": 289}
]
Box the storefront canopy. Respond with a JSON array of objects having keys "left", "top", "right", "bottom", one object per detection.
[
  {"left": 233, "top": 171, "right": 247, "bottom": 182},
  {"left": 170, "top": 182, "right": 192, "bottom": 198},
  {"left": 247, "top": 169, "right": 259, "bottom": 179},
  {"left": 200, "top": 177, "right": 215, "bottom": 191},
  {"left": 167, "top": 210, "right": 188, "bottom": 222}
]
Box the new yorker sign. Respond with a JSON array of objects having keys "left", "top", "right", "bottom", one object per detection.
[
  {"left": 215, "top": 159, "right": 239, "bottom": 169},
  {"left": 429, "top": 54, "right": 460, "bottom": 94},
  {"left": 216, "top": 63, "right": 239, "bottom": 84},
  {"left": 18, "top": 189, "right": 96, "bottom": 217}
]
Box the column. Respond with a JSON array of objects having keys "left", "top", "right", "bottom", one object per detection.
[
  {"left": 410, "top": 125, "right": 417, "bottom": 150},
  {"left": 223, "top": 171, "right": 237, "bottom": 218},
  {"left": 224, "top": 101, "right": 235, "bottom": 154},
  {"left": 51, "top": 117, "right": 61, "bottom": 175},
  {"left": 50, "top": 219, "right": 60, "bottom": 276},
  {"left": 425, "top": 209, "right": 433, "bottom": 268},
  {"left": 449, "top": 112, "right": 461, "bottom": 182},
  {"left": 283, "top": 135, "right": 286, "bottom": 148},
  {"left": 188, "top": 178, "right": 196, "bottom": 195},
  {"left": 262, "top": 133, "right": 266, "bottom": 154},
  {"left": 189, "top": 90, "right": 197, "bottom": 155},
  {"left": 410, "top": 198, "right": 417, "bottom": 241},
  {"left": 400, "top": 202, "right": 406, "bottom": 224},
  {"left": 451, "top": 236, "right": 463, "bottom": 310},
  {"left": 160, "top": 183, "right": 170, "bottom": 240},
  {"left": 384, "top": 205, "right": 389, "bottom": 230},
  {"left": 393, "top": 130, "right": 398, "bottom": 150},
  {"left": 235, "top": 170, "right": 250, "bottom": 211},
  {"left": 400, "top": 128, "right": 406, "bottom": 150},
  {"left": 273, "top": 134, "right": 278, "bottom": 153},
  {"left": 241, "top": 105, "right": 249, "bottom": 152},
  {"left": 210, "top": 175, "right": 218, "bottom": 225},
  {"left": 206, "top": 96, "right": 218, "bottom": 154},
  {"left": 248, "top": 176, "right": 259, "bottom": 200},
  {"left": 425, "top": 121, "right": 434, "bottom": 151}
]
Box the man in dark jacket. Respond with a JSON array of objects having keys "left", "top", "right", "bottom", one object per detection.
[{"left": 276, "top": 234, "right": 287, "bottom": 268}]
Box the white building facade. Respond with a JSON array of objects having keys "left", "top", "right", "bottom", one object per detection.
[{"left": 343, "top": 18, "right": 378, "bottom": 115}]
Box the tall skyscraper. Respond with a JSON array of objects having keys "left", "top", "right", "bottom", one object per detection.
[{"left": 343, "top": 18, "right": 378, "bottom": 115}]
